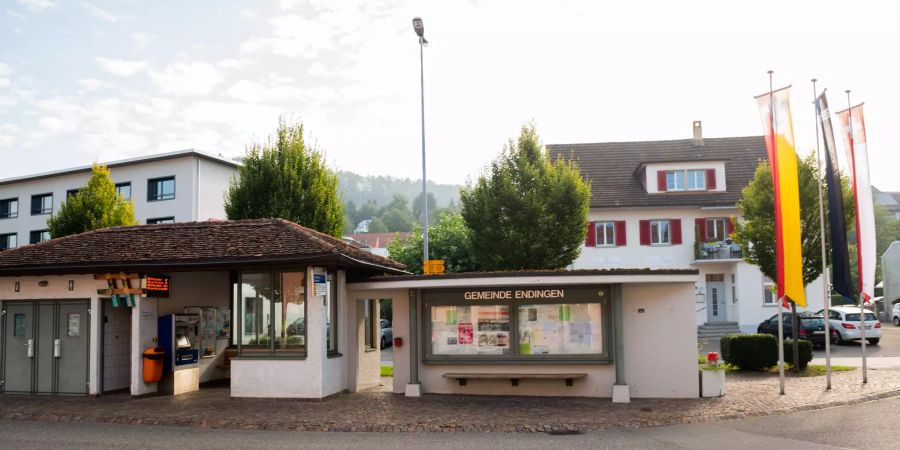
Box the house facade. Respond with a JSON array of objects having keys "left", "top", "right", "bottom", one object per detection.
[
  {"left": 549, "top": 121, "right": 826, "bottom": 335},
  {"left": 0, "top": 149, "right": 239, "bottom": 251}
]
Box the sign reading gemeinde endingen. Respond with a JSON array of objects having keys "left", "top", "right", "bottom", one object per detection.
[{"left": 463, "top": 289, "right": 565, "bottom": 300}]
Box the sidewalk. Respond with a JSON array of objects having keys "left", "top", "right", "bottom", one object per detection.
[
  {"left": 810, "top": 356, "right": 900, "bottom": 369},
  {"left": 1, "top": 369, "right": 898, "bottom": 433}
]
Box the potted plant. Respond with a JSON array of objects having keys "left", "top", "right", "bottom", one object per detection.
[{"left": 700, "top": 351, "right": 726, "bottom": 397}]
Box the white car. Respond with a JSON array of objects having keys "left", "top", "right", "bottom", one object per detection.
[
  {"left": 817, "top": 306, "right": 881, "bottom": 345},
  {"left": 893, "top": 303, "right": 900, "bottom": 326}
]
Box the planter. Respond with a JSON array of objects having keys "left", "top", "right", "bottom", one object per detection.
[{"left": 700, "top": 368, "right": 726, "bottom": 397}]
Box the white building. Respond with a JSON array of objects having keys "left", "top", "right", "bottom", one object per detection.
[
  {"left": 549, "top": 121, "right": 825, "bottom": 335},
  {"left": 0, "top": 149, "right": 239, "bottom": 250}
]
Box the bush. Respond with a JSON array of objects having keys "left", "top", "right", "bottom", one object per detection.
[
  {"left": 784, "top": 339, "right": 813, "bottom": 370},
  {"left": 720, "top": 333, "right": 778, "bottom": 370}
]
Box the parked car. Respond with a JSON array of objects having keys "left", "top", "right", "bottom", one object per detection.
[
  {"left": 380, "top": 319, "right": 393, "bottom": 349},
  {"left": 817, "top": 306, "right": 881, "bottom": 345},
  {"left": 893, "top": 303, "right": 900, "bottom": 327},
  {"left": 757, "top": 312, "right": 829, "bottom": 348}
]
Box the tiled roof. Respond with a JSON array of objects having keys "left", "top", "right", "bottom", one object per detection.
[
  {"left": 548, "top": 136, "right": 768, "bottom": 208},
  {"left": 344, "top": 232, "right": 411, "bottom": 249},
  {"left": 0, "top": 219, "right": 406, "bottom": 275}
]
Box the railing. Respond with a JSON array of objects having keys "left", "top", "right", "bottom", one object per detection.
[{"left": 695, "top": 242, "right": 743, "bottom": 261}]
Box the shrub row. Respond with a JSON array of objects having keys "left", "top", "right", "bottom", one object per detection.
[{"left": 720, "top": 334, "right": 812, "bottom": 370}]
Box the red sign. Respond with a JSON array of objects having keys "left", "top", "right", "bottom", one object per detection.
[{"left": 146, "top": 275, "right": 170, "bottom": 298}]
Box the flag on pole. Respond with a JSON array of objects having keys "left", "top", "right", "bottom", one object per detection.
[
  {"left": 816, "top": 91, "right": 853, "bottom": 301},
  {"left": 836, "top": 103, "right": 876, "bottom": 303},
  {"left": 755, "top": 86, "right": 807, "bottom": 307}
]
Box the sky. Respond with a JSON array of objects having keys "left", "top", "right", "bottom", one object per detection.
[{"left": 1, "top": 0, "right": 898, "bottom": 189}]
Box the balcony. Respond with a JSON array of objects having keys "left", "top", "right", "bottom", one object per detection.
[{"left": 694, "top": 240, "right": 743, "bottom": 263}]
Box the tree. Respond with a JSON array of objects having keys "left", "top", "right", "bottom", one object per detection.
[
  {"left": 412, "top": 192, "right": 437, "bottom": 223},
  {"left": 368, "top": 218, "right": 388, "bottom": 233},
  {"left": 48, "top": 164, "right": 137, "bottom": 238},
  {"left": 225, "top": 120, "right": 344, "bottom": 237},
  {"left": 459, "top": 123, "right": 591, "bottom": 270},
  {"left": 388, "top": 212, "right": 478, "bottom": 274}
]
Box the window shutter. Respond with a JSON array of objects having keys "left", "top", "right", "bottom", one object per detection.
[
  {"left": 639, "top": 220, "right": 651, "bottom": 245},
  {"left": 671, "top": 219, "right": 683, "bottom": 245},
  {"left": 695, "top": 218, "right": 706, "bottom": 243},
  {"left": 706, "top": 169, "right": 717, "bottom": 190},
  {"left": 657, "top": 171, "right": 668, "bottom": 192},
  {"left": 615, "top": 221, "right": 627, "bottom": 246},
  {"left": 585, "top": 222, "right": 596, "bottom": 246},
  {"left": 727, "top": 217, "right": 735, "bottom": 237}
]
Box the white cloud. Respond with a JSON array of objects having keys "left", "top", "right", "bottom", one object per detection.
[
  {"left": 130, "top": 32, "right": 154, "bottom": 50},
  {"left": 218, "top": 58, "right": 251, "bottom": 70},
  {"left": 241, "top": 14, "right": 341, "bottom": 59},
  {"left": 94, "top": 57, "right": 147, "bottom": 77},
  {"left": 39, "top": 116, "right": 77, "bottom": 133},
  {"left": 0, "top": 95, "right": 17, "bottom": 109},
  {"left": 0, "top": 62, "right": 11, "bottom": 76},
  {"left": 226, "top": 79, "right": 306, "bottom": 103},
  {"left": 16, "top": 0, "right": 54, "bottom": 12},
  {"left": 6, "top": 9, "right": 27, "bottom": 20},
  {"left": 81, "top": 2, "right": 117, "bottom": 23},
  {"left": 149, "top": 60, "right": 224, "bottom": 95},
  {"left": 0, "top": 78, "right": 10, "bottom": 88},
  {"left": 77, "top": 78, "right": 103, "bottom": 91}
]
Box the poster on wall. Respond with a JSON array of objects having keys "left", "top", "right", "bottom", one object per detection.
[
  {"left": 216, "top": 307, "right": 231, "bottom": 340},
  {"left": 457, "top": 323, "right": 473, "bottom": 344}
]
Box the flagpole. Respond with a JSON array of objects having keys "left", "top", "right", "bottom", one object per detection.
[
  {"left": 846, "top": 89, "right": 868, "bottom": 384},
  {"left": 770, "top": 69, "right": 786, "bottom": 395},
  {"left": 813, "top": 79, "right": 833, "bottom": 389}
]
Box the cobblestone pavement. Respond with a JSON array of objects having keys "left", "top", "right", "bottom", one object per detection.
[{"left": 1, "top": 370, "right": 898, "bottom": 433}]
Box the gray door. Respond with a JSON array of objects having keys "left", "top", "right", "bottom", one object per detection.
[
  {"left": 3, "top": 302, "right": 35, "bottom": 394},
  {"left": 707, "top": 282, "right": 726, "bottom": 323},
  {"left": 56, "top": 301, "right": 89, "bottom": 395},
  {"left": 35, "top": 301, "right": 55, "bottom": 394}
]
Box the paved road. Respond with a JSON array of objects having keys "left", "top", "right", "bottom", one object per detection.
[
  {"left": 380, "top": 345, "right": 393, "bottom": 366},
  {"left": 2, "top": 396, "right": 899, "bottom": 449}
]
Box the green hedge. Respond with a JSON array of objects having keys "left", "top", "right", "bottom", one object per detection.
[
  {"left": 784, "top": 339, "right": 813, "bottom": 370},
  {"left": 720, "top": 333, "right": 778, "bottom": 370}
]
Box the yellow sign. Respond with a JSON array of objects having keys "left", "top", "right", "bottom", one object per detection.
[{"left": 424, "top": 259, "right": 445, "bottom": 275}]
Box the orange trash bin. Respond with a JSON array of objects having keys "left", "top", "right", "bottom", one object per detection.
[{"left": 142, "top": 347, "right": 165, "bottom": 383}]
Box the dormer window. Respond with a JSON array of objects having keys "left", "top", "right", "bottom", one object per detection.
[{"left": 667, "top": 170, "right": 706, "bottom": 191}]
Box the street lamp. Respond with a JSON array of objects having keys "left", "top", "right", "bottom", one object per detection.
[{"left": 412, "top": 17, "right": 429, "bottom": 268}]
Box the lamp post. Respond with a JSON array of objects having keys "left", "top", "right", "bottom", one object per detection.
[{"left": 412, "top": 17, "right": 429, "bottom": 268}]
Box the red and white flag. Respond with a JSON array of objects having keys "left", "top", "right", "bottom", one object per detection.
[{"left": 836, "top": 104, "right": 876, "bottom": 303}]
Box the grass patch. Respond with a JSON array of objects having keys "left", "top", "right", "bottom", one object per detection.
[
  {"left": 765, "top": 364, "right": 856, "bottom": 377},
  {"left": 380, "top": 365, "right": 393, "bottom": 377}
]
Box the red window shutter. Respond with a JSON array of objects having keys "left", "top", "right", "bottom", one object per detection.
[
  {"left": 639, "top": 220, "right": 651, "bottom": 245},
  {"left": 585, "top": 222, "right": 596, "bottom": 246},
  {"left": 695, "top": 218, "right": 706, "bottom": 243},
  {"left": 615, "top": 221, "right": 627, "bottom": 246},
  {"left": 671, "top": 219, "right": 683, "bottom": 245},
  {"left": 727, "top": 217, "right": 735, "bottom": 237},
  {"left": 657, "top": 171, "right": 668, "bottom": 192},
  {"left": 706, "top": 169, "right": 717, "bottom": 190}
]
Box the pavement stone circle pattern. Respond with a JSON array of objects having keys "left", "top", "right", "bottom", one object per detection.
[{"left": 1, "top": 370, "right": 898, "bottom": 433}]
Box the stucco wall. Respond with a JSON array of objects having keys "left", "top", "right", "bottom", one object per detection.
[{"left": 197, "top": 158, "right": 237, "bottom": 221}]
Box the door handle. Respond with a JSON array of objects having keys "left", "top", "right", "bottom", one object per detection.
[
  {"left": 26, "top": 339, "right": 34, "bottom": 358},
  {"left": 54, "top": 339, "right": 61, "bottom": 358}
]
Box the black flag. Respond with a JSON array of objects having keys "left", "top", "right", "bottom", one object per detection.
[{"left": 816, "top": 91, "right": 853, "bottom": 300}]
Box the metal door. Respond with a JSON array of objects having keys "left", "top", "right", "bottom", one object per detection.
[
  {"left": 35, "top": 301, "right": 55, "bottom": 394},
  {"left": 56, "top": 301, "right": 89, "bottom": 395},
  {"left": 2, "top": 302, "right": 35, "bottom": 394},
  {"left": 706, "top": 282, "right": 726, "bottom": 322}
]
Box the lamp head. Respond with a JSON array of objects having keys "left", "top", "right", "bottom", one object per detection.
[{"left": 412, "top": 17, "right": 425, "bottom": 37}]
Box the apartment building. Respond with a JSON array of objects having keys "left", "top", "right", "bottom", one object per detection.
[{"left": 0, "top": 149, "right": 239, "bottom": 250}]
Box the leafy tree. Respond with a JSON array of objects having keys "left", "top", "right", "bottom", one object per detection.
[
  {"left": 225, "top": 120, "right": 344, "bottom": 237},
  {"left": 388, "top": 212, "right": 478, "bottom": 274},
  {"left": 368, "top": 218, "right": 388, "bottom": 233},
  {"left": 48, "top": 164, "right": 137, "bottom": 238},
  {"left": 459, "top": 123, "right": 591, "bottom": 270},
  {"left": 380, "top": 207, "right": 414, "bottom": 232},
  {"left": 412, "top": 192, "right": 438, "bottom": 223}
]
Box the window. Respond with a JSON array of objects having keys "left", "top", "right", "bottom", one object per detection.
[
  {"left": 147, "top": 217, "right": 175, "bottom": 224},
  {"left": 424, "top": 286, "right": 610, "bottom": 362},
  {"left": 326, "top": 272, "right": 338, "bottom": 354},
  {"left": 686, "top": 170, "right": 706, "bottom": 190},
  {"left": 237, "top": 271, "right": 306, "bottom": 356},
  {"left": 762, "top": 277, "right": 776, "bottom": 306},
  {"left": 706, "top": 218, "right": 727, "bottom": 241},
  {"left": 116, "top": 182, "right": 132, "bottom": 201},
  {"left": 666, "top": 171, "right": 684, "bottom": 191},
  {"left": 147, "top": 176, "right": 175, "bottom": 201},
  {"left": 665, "top": 169, "right": 707, "bottom": 191},
  {"left": 650, "top": 220, "right": 670, "bottom": 245},
  {"left": 594, "top": 221, "right": 616, "bottom": 246},
  {"left": 29, "top": 229, "right": 50, "bottom": 244},
  {"left": 31, "top": 193, "right": 52, "bottom": 215},
  {"left": 66, "top": 188, "right": 81, "bottom": 198},
  {"left": 0, "top": 198, "right": 18, "bottom": 219},
  {"left": 0, "top": 233, "right": 16, "bottom": 250},
  {"left": 364, "top": 299, "right": 377, "bottom": 350}
]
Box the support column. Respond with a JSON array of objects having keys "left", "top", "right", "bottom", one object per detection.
[
  {"left": 130, "top": 296, "right": 158, "bottom": 397},
  {"left": 405, "top": 288, "right": 421, "bottom": 397},
  {"left": 612, "top": 284, "right": 630, "bottom": 403}
]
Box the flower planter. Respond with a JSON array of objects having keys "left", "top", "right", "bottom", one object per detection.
[{"left": 700, "top": 368, "right": 726, "bottom": 397}]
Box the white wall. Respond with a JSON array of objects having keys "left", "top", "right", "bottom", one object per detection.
[{"left": 197, "top": 158, "right": 236, "bottom": 221}]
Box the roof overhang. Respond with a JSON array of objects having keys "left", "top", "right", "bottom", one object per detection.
[{"left": 348, "top": 269, "right": 698, "bottom": 290}]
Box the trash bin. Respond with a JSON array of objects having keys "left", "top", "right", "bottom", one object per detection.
[{"left": 143, "top": 347, "right": 166, "bottom": 383}]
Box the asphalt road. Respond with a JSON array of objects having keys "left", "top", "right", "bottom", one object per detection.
[{"left": 2, "top": 396, "right": 899, "bottom": 449}]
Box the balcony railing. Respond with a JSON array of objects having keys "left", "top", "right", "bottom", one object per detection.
[{"left": 695, "top": 241, "right": 743, "bottom": 261}]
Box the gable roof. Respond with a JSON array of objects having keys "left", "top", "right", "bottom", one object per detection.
[
  {"left": 547, "top": 136, "right": 768, "bottom": 208},
  {"left": 0, "top": 219, "right": 406, "bottom": 276}
]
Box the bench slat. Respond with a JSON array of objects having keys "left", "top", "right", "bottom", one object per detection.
[{"left": 442, "top": 373, "right": 587, "bottom": 379}]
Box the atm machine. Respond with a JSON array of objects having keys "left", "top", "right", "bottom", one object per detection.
[{"left": 158, "top": 314, "right": 200, "bottom": 395}]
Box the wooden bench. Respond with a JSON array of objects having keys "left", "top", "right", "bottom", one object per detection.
[{"left": 442, "top": 372, "right": 587, "bottom": 387}]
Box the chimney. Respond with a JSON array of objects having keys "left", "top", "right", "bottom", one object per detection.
[{"left": 692, "top": 121, "right": 704, "bottom": 146}]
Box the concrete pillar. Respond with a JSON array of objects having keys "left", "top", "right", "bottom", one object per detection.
[
  {"left": 130, "top": 296, "right": 158, "bottom": 397},
  {"left": 405, "top": 288, "right": 421, "bottom": 397},
  {"left": 612, "top": 284, "right": 630, "bottom": 403},
  {"left": 88, "top": 296, "right": 102, "bottom": 396}
]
